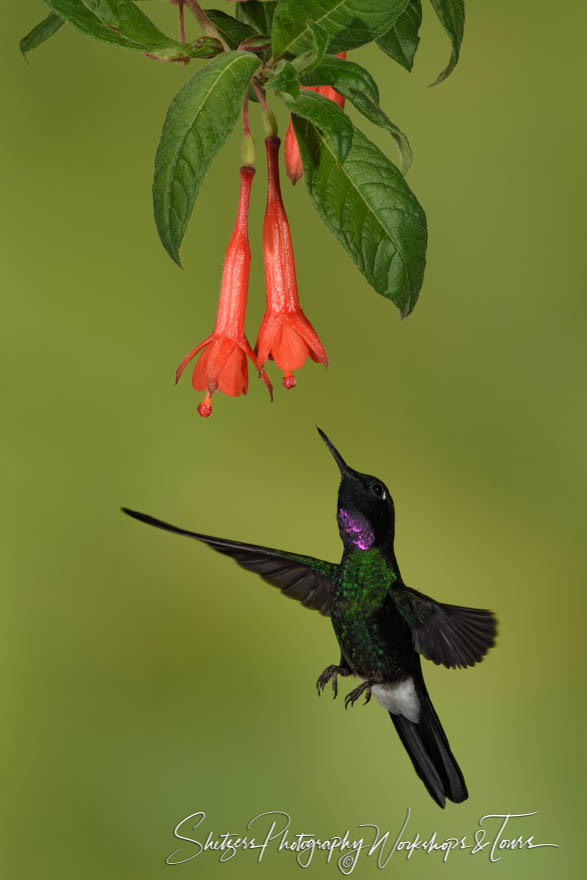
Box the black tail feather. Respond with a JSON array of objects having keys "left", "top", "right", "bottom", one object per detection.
[
  {"left": 389, "top": 682, "right": 468, "bottom": 807},
  {"left": 391, "top": 712, "right": 447, "bottom": 807}
]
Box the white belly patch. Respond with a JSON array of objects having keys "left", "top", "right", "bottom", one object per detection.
[{"left": 359, "top": 676, "right": 420, "bottom": 723}]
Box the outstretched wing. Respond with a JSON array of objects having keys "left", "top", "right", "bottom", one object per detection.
[
  {"left": 123, "top": 508, "right": 336, "bottom": 616},
  {"left": 392, "top": 584, "right": 497, "bottom": 669}
]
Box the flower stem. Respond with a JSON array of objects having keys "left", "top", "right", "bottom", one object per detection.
[
  {"left": 178, "top": 0, "right": 186, "bottom": 43},
  {"left": 242, "top": 93, "right": 251, "bottom": 137},
  {"left": 241, "top": 95, "right": 256, "bottom": 166},
  {"left": 252, "top": 78, "right": 278, "bottom": 137},
  {"left": 184, "top": 0, "right": 230, "bottom": 51},
  {"left": 251, "top": 77, "right": 269, "bottom": 111}
]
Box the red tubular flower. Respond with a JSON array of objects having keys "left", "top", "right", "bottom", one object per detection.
[
  {"left": 176, "top": 165, "right": 272, "bottom": 418},
  {"left": 284, "top": 116, "right": 303, "bottom": 186},
  {"left": 256, "top": 136, "right": 327, "bottom": 390},
  {"left": 284, "top": 53, "right": 347, "bottom": 185},
  {"left": 314, "top": 82, "right": 346, "bottom": 109}
]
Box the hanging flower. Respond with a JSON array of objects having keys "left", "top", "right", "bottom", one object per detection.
[
  {"left": 176, "top": 164, "right": 272, "bottom": 418},
  {"left": 284, "top": 53, "right": 347, "bottom": 185},
  {"left": 313, "top": 82, "right": 346, "bottom": 109},
  {"left": 284, "top": 116, "right": 304, "bottom": 186},
  {"left": 256, "top": 136, "right": 327, "bottom": 390}
]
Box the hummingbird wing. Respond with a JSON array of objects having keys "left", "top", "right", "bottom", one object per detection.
[
  {"left": 392, "top": 585, "right": 497, "bottom": 669},
  {"left": 122, "top": 508, "right": 336, "bottom": 616}
]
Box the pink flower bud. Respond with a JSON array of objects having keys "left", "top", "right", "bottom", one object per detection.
[
  {"left": 283, "top": 52, "right": 347, "bottom": 185},
  {"left": 284, "top": 117, "right": 303, "bottom": 185}
]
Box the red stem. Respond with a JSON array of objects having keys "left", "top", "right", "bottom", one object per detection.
[
  {"left": 252, "top": 78, "right": 269, "bottom": 112},
  {"left": 178, "top": 1, "right": 186, "bottom": 43},
  {"left": 242, "top": 94, "right": 251, "bottom": 137},
  {"left": 183, "top": 0, "right": 230, "bottom": 50}
]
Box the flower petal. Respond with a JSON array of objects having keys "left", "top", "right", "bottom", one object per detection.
[
  {"left": 175, "top": 334, "right": 213, "bottom": 384},
  {"left": 272, "top": 317, "right": 310, "bottom": 372},
  {"left": 217, "top": 344, "right": 248, "bottom": 397},
  {"left": 191, "top": 345, "right": 212, "bottom": 391},
  {"left": 240, "top": 338, "right": 274, "bottom": 401},
  {"left": 255, "top": 313, "right": 281, "bottom": 371},
  {"left": 192, "top": 336, "right": 234, "bottom": 392},
  {"left": 286, "top": 310, "right": 328, "bottom": 367}
]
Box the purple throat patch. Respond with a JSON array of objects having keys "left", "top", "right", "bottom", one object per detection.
[{"left": 338, "top": 508, "right": 375, "bottom": 550}]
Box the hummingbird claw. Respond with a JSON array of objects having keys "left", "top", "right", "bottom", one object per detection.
[
  {"left": 344, "top": 691, "right": 355, "bottom": 710},
  {"left": 344, "top": 678, "right": 375, "bottom": 709},
  {"left": 316, "top": 663, "right": 350, "bottom": 699}
]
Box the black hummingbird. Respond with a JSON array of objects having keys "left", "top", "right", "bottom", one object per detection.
[{"left": 123, "top": 428, "right": 497, "bottom": 807}]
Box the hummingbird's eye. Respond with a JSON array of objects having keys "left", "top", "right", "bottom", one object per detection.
[{"left": 370, "top": 481, "right": 386, "bottom": 500}]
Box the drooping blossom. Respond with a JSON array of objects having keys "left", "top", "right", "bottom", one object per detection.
[
  {"left": 176, "top": 165, "right": 272, "bottom": 417},
  {"left": 284, "top": 53, "right": 347, "bottom": 185},
  {"left": 256, "top": 136, "right": 327, "bottom": 390}
]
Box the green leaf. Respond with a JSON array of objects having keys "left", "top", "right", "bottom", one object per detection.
[
  {"left": 348, "top": 93, "right": 412, "bottom": 174},
  {"left": 301, "top": 54, "right": 379, "bottom": 104},
  {"left": 236, "top": 1, "right": 277, "bottom": 34},
  {"left": 44, "top": 0, "right": 198, "bottom": 55},
  {"left": 304, "top": 19, "right": 329, "bottom": 70},
  {"left": 265, "top": 60, "right": 300, "bottom": 99},
  {"left": 20, "top": 12, "right": 64, "bottom": 59},
  {"left": 293, "top": 117, "right": 426, "bottom": 316},
  {"left": 291, "top": 19, "right": 330, "bottom": 76},
  {"left": 44, "top": 0, "right": 143, "bottom": 50},
  {"left": 376, "top": 0, "right": 421, "bottom": 71},
  {"left": 300, "top": 54, "right": 411, "bottom": 173},
  {"left": 283, "top": 92, "right": 353, "bottom": 165},
  {"left": 428, "top": 0, "right": 465, "bottom": 84},
  {"left": 82, "top": 0, "right": 183, "bottom": 47},
  {"left": 204, "top": 9, "right": 256, "bottom": 50},
  {"left": 153, "top": 51, "right": 261, "bottom": 266},
  {"left": 148, "top": 37, "right": 223, "bottom": 62},
  {"left": 271, "top": 0, "right": 410, "bottom": 58},
  {"left": 239, "top": 34, "right": 272, "bottom": 51},
  {"left": 81, "top": 0, "right": 123, "bottom": 28}
]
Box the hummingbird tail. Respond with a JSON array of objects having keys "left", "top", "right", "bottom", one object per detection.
[{"left": 389, "top": 682, "right": 468, "bottom": 808}]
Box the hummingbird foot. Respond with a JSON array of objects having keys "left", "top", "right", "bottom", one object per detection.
[
  {"left": 344, "top": 679, "right": 376, "bottom": 709},
  {"left": 316, "top": 663, "right": 352, "bottom": 698}
]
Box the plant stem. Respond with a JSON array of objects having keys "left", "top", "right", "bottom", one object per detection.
[
  {"left": 253, "top": 78, "right": 278, "bottom": 137},
  {"left": 178, "top": 0, "right": 186, "bottom": 43},
  {"left": 184, "top": 0, "right": 230, "bottom": 51},
  {"left": 242, "top": 94, "right": 251, "bottom": 137},
  {"left": 251, "top": 77, "right": 269, "bottom": 112}
]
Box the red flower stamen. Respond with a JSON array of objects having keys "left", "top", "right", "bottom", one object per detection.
[
  {"left": 256, "top": 136, "right": 327, "bottom": 389},
  {"left": 176, "top": 165, "right": 273, "bottom": 417}
]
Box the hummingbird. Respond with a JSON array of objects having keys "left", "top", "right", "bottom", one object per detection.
[{"left": 123, "top": 428, "right": 497, "bottom": 807}]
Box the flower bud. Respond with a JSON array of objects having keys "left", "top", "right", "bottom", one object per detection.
[
  {"left": 283, "top": 52, "right": 347, "bottom": 184},
  {"left": 284, "top": 117, "right": 303, "bottom": 185}
]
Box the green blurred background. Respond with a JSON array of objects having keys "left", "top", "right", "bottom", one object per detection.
[{"left": 2, "top": 2, "right": 585, "bottom": 877}]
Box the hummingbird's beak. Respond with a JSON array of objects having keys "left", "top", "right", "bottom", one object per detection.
[{"left": 316, "top": 427, "right": 352, "bottom": 476}]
